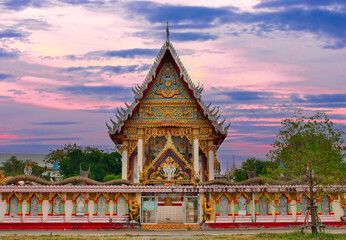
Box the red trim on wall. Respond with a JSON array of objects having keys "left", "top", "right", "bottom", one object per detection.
[
  {"left": 206, "top": 222, "right": 345, "bottom": 228},
  {"left": 157, "top": 203, "right": 182, "bottom": 206},
  {"left": 0, "top": 222, "right": 140, "bottom": 230},
  {"left": 0, "top": 222, "right": 343, "bottom": 230}
]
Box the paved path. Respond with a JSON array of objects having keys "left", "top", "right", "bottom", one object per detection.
[{"left": 0, "top": 227, "right": 345, "bottom": 237}]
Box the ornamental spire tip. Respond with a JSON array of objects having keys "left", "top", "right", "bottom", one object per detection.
[{"left": 166, "top": 21, "right": 169, "bottom": 42}]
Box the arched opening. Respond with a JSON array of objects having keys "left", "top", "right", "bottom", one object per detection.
[
  {"left": 279, "top": 194, "right": 288, "bottom": 216},
  {"left": 9, "top": 195, "right": 19, "bottom": 217},
  {"left": 97, "top": 194, "right": 106, "bottom": 216},
  {"left": 30, "top": 195, "right": 39, "bottom": 216},
  {"left": 259, "top": 195, "right": 268, "bottom": 216}
]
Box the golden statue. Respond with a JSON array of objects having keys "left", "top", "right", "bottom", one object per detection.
[
  {"left": 129, "top": 196, "right": 140, "bottom": 221},
  {"left": 202, "top": 195, "right": 214, "bottom": 221},
  {"left": 0, "top": 170, "right": 4, "bottom": 184}
]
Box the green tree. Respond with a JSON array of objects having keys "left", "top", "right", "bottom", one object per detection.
[
  {"left": 103, "top": 174, "right": 121, "bottom": 182},
  {"left": 233, "top": 157, "right": 273, "bottom": 182},
  {"left": 267, "top": 111, "right": 346, "bottom": 234},
  {"left": 56, "top": 144, "right": 122, "bottom": 181},
  {"left": 44, "top": 143, "right": 81, "bottom": 164},
  {"left": 1, "top": 156, "right": 47, "bottom": 177}
]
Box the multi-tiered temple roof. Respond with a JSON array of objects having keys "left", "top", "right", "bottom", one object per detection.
[{"left": 106, "top": 31, "right": 230, "bottom": 144}]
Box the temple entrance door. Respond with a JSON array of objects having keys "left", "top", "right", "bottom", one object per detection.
[
  {"left": 157, "top": 194, "right": 184, "bottom": 224},
  {"left": 184, "top": 195, "right": 199, "bottom": 224},
  {"left": 141, "top": 195, "right": 157, "bottom": 224}
]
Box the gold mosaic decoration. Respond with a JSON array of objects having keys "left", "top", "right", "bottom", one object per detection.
[
  {"left": 140, "top": 134, "right": 197, "bottom": 185},
  {"left": 144, "top": 61, "right": 189, "bottom": 100},
  {"left": 144, "top": 128, "right": 193, "bottom": 144},
  {"left": 141, "top": 106, "right": 194, "bottom": 120}
]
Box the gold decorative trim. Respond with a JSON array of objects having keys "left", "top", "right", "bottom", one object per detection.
[
  {"left": 340, "top": 194, "right": 346, "bottom": 208},
  {"left": 199, "top": 140, "right": 208, "bottom": 156},
  {"left": 128, "top": 140, "right": 138, "bottom": 157},
  {"left": 144, "top": 128, "right": 193, "bottom": 144}
]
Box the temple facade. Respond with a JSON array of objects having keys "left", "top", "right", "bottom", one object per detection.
[{"left": 0, "top": 31, "right": 345, "bottom": 230}]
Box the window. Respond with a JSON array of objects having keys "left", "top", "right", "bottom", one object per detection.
[
  {"left": 76, "top": 195, "right": 85, "bottom": 216},
  {"left": 300, "top": 194, "right": 309, "bottom": 216},
  {"left": 97, "top": 195, "right": 106, "bottom": 216},
  {"left": 52, "top": 195, "right": 62, "bottom": 216},
  {"left": 9, "top": 195, "right": 19, "bottom": 217},
  {"left": 279, "top": 194, "right": 288, "bottom": 216},
  {"left": 219, "top": 195, "right": 228, "bottom": 216},
  {"left": 117, "top": 195, "right": 126, "bottom": 216},
  {"left": 30, "top": 195, "right": 39, "bottom": 216},
  {"left": 259, "top": 195, "right": 268, "bottom": 216},
  {"left": 321, "top": 195, "right": 330, "bottom": 215},
  {"left": 238, "top": 195, "right": 247, "bottom": 216}
]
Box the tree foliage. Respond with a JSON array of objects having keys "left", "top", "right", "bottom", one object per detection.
[
  {"left": 267, "top": 111, "right": 346, "bottom": 234},
  {"left": 51, "top": 144, "right": 122, "bottom": 182},
  {"left": 233, "top": 157, "right": 273, "bottom": 182},
  {"left": 44, "top": 143, "right": 81, "bottom": 165},
  {"left": 0, "top": 156, "right": 47, "bottom": 178},
  {"left": 103, "top": 174, "right": 121, "bottom": 182},
  {"left": 267, "top": 111, "right": 345, "bottom": 185}
]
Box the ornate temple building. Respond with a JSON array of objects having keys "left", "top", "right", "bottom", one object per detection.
[{"left": 0, "top": 28, "right": 345, "bottom": 230}]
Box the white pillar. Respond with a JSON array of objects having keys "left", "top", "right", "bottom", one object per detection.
[
  {"left": 42, "top": 200, "right": 49, "bottom": 222},
  {"left": 137, "top": 138, "right": 143, "bottom": 182},
  {"left": 134, "top": 155, "right": 138, "bottom": 183},
  {"left": 208, "top": 149, "right": 214, "bottom": 180},
  {"left": 21, "top": 201, "right": 27, "bottom": 222},
  {"left": 121, "top": 140, "right": 128, "bottom": 180},
  {"left": 88, "top": 200, "right": 94, "bottom": 222},
  {"left": 193, "top": 138, "right": 199, "bottom": 178}
]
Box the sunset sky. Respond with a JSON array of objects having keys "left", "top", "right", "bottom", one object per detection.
[{"left": 0, "top": 0, "right": 345, "bottom": 170}]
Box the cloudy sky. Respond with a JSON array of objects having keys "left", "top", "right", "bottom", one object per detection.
[{"left": 0, "top": 0, "right": 345, "bottom": 170}]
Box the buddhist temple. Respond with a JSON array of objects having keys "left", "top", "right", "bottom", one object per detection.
[{"left": 0, "top": 27, "right": 345, "bottom": 230}]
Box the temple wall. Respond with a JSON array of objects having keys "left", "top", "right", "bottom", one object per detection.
[
  {"left": 0, "top": 185, "right": 343, "bottom": 228},
  {"left": 0, "top": 194, "right": 5, "bottom": 222},
  {"left": 333, "top": 199, "right": 344, "bottom": 221}
]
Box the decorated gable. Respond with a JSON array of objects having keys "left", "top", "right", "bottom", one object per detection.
[
  {"left": 144, "top": 60, "right": 191, "bottom": 101},
  {"left": 140, "top": 135, "right": 197, "bottom": 185}
]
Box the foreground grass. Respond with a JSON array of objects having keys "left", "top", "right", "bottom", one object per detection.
[{"left": 0, "top": 232, "right": 345, "bottom": 240}]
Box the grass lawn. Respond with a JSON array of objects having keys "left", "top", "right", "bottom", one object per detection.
[{"left": 0, "top": 232, "right": 345, "bottom": 240}]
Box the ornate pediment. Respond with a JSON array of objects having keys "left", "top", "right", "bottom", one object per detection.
[
  {"left": 140, "top": 134, "right": 197, "bottom": 185},
  {"left": 143, "top": 60, "right": 191, "bottom": 101}
]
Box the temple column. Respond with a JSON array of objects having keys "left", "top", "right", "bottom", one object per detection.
[
  {"left": 121, "top": 140, "right": 128, "bottom": 180},
  {"left": 208, "top": 140, "right": 215, "bottom": 181},
  {"left": 136, "top": 128, "right": 144, "bottom": 183},
  {"left": 192, "top": 128, "right": 200, "bottom": 179}
]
